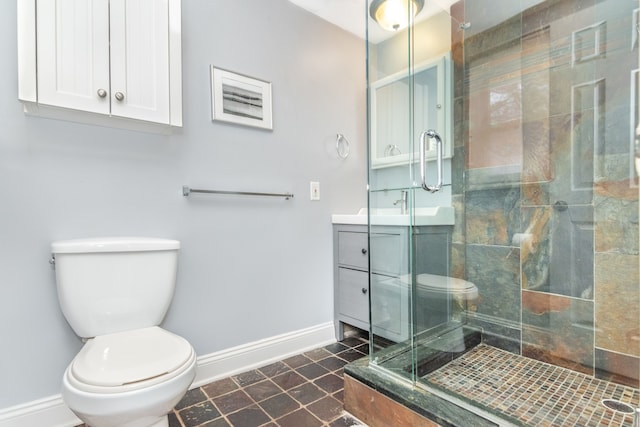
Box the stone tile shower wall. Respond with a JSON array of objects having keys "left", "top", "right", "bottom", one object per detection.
[{"left": 450, "top": 0, "right": 639, "bottom": 388}]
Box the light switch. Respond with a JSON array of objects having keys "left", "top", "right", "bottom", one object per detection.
[{"left": 310, "top": 181, "right": 320, "bottom": 200}]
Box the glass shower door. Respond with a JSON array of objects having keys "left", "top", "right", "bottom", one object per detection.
[
  {"left": 366, "top": 0, "right": 455, "bottom": 382},
  {"left": 363, "top": 0, "right": 639, "bottom": 423},
  {"left": 416, "top": 0, "right": 640, "bottom": 423},
  {"left": 367, "top": 0, "right": 416, "bottom": 379}
]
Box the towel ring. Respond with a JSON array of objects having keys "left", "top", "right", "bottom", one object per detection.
[
  {"left": 336, "top": 133, "right": 350, "bottom": 159},
  {"left": 384, "top": 144, "right": 401, "bottom": 157}
]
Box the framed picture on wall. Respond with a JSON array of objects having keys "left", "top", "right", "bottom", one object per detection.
[{"left": 210, "top": 66, "right": 273, "bottom": 130}]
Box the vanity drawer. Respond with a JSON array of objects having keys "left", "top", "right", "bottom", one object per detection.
[
  {"left": 337, "top": 231, "right": 368, "bottom": 270},
  {"left": 370, "top": 230, "right": 403, "bottom": 276},
  {"left": 337, "top": 267, "right": 369, "bottom": 323}
]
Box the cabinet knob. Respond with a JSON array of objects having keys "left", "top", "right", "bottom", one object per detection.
[
  {"left": 361, "top": 248, "right": 367, "bottom": 255},
  {"left": 361, "top": 287, "right": 368, "bottom": 294},
  {"left": 97, "top": 89, "right": 107, "bottom": 98},
  {"left": 114, "top": 91, "right": 125, "bottom": 101}
]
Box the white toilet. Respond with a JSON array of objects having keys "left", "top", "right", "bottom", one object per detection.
[
  {"left": 415, "top": 273, "right": 478, "bottom": 352},
  {"left": 51, "top": 237, "right": 197, "bottom": 427}
]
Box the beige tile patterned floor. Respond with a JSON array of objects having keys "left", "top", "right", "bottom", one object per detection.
[{"left": 425, "top": 344, "right": 640, "bottom": 426}]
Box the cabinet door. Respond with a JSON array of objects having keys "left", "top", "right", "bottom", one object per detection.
[
  {"left": 337, "top": 268, "right": 369, "bottom": 325},
  {"left": 370, "top": 273, "right": 409, "bottom": 342},
  {"left": 36, "top": 0, "right": 110, "bottom": 114},
  {"left": 369, "top": 228, "right": 404, "bottom": 276},
  {"left": 110, "top": 0, "right": 171, "bottom": 124}
]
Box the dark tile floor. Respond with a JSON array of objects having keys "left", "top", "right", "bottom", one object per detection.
[{"left": 168, "top": 333, "right": 370, "bottom": 427}]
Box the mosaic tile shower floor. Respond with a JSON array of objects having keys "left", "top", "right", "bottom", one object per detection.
[{"left": 424, "top": 344, "right": 640, "bottom": 427}]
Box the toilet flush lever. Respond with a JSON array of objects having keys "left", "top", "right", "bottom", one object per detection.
[{"left": 49, "top": 255, "right": 55, "bottom": 268}]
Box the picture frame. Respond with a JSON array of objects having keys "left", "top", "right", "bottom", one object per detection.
[{"left": 210, "top": 66, "right": 273, "bottom": 130}]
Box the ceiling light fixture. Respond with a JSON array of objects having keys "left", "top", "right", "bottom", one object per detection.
[{"left": 369, "top": 0, "right": 425, "bottom": 32}]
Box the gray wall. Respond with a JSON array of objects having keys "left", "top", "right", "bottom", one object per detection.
[{"left": 0, "top": 0, "right": 366, "bottom": 408}]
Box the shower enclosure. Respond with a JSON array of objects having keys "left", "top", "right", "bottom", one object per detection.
[{"left": 358, "top": 0, "right": 640, "bottom": 425}]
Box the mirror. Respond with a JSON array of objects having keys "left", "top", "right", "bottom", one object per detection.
[{"left": 370, "top": 53, "right": 452, "bottom": 169}]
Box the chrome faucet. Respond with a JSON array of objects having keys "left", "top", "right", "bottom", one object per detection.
[{"left": 393, "top": 190, "right": 408, "bottom": 214}]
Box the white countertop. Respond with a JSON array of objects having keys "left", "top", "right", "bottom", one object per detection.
[{"left": 331, "top": 206, "right": 455, "bottom": 226}]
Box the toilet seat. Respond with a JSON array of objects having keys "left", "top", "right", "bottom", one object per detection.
[
  {"left": 415, "top": 273, "right": 478, "bottom": 299},
  {"left": 67, "top": 326, "right": 195, "bottom": 394}
]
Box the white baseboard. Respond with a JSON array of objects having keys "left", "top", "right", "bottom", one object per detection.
[
  {"left": 0, "top": 322, "right": 337, "bottom": 427},
  {"left": 0, "top": 395, "right": 80, "bottom": 427},
  {"left": 192, "top": 321, "right": 336, "bottom": 388}
]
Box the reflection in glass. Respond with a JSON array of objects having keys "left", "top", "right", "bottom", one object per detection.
[{"left": 359, "top": 0, "right": 640, "bottom": 424}]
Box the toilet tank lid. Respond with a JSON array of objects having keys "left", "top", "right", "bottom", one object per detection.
[{"left": 52, "top": 237, "right": 180, "bottom": 253}]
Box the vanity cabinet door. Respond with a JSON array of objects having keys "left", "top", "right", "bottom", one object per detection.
[
  {"left": 370, "top": 273, "right": 410, "bottom": 342},
  {"left": 337, "top": 268, "right": 369, "bottom": 325},
  {"left": 36, "top": 0, "right": 111, "bottom": 114},
  {"left": 369, "top": 230, "right": 404, "bottom": 276}
]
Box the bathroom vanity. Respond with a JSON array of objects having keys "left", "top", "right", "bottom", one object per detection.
[{"left": 332, "top": 209, "right": 454, "bottom": 342}]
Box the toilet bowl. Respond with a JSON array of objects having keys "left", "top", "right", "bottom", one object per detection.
[
  {"left": 413, "top": 274, "right": 478, "bottom": 352},
  {"left": 62, "top": 327, "right": 196, "bottom": 427},
  {"left": 51, "top": 237, "right": 196, "bottom": 427}
]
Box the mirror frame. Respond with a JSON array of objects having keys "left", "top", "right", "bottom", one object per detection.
[{"left": 370, "top": 53, "right": 452, "bottom": 169}]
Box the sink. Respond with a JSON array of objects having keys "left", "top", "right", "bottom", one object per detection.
[{"left": 331, "top": 206, "right": 454, "bottom": 226}]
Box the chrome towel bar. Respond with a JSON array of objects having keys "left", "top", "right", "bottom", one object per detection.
[{"left": 182, "top": 186, "right": 294, "bottom": 200}]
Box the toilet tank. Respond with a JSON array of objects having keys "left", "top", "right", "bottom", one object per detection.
[{"left": 51, "top": 237, "right": 180, "bottom": 338}]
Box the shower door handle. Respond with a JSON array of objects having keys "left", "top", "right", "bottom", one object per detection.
[{"left": 419, "top": 129, "right": 443, "bottom": 193}]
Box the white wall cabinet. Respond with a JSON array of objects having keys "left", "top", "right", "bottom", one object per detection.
[{"left": 18, "top": 0, "right": 182, "bottom": 130}]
